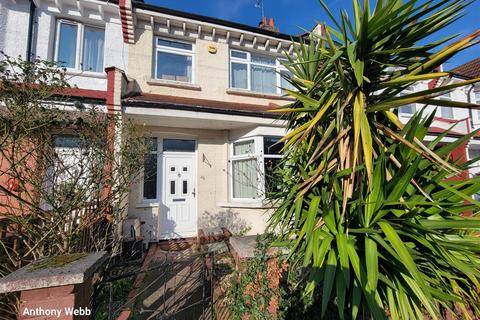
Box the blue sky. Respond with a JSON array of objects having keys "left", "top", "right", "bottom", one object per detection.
[{"left": 144, "top": 0, "right": 479, "bottom": 69}]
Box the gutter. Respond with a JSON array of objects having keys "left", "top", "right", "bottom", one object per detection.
[
  {"left": 26, "top": 0, "right": 36, "bottom": 61},
  {"left": 468, "top": 84, "right": 475, "bottom": 131}
]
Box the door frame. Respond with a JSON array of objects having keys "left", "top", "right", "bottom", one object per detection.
[{"left": 158, "top": 137, "right": 198, "bottom": 240}]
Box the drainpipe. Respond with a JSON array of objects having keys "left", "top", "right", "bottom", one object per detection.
[
  {"left": 467, "top": 84, "right": 475, "bottom": 130},
  {"left": 26, "top": 0, "right": 36, "bottom": 62}
]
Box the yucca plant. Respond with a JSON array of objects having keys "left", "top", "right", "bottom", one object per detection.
[{"left": 269, "top": 0, "right": 480, "bottom": 319}]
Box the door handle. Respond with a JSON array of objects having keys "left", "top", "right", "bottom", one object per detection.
[{"left": 192, "top": 187, "right": 196, "bottom": 197}]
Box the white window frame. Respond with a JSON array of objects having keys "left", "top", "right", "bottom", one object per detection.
[
  {"left": 54, "top": 19, "right": 105, "bottom": 73},
  {"left": 229, "top": 49, "right": 290, "bottom": 95},
  {"left": 474, "top": 90, "right": 480, "bottom": 123},
  {"left": 399, "top": 86, "right": 416, "bottom": 115},
  {"left": 229, "top": 136, "right": 283, "bottom": 202},
  {"left": 154, "top": 37, "right": 195, "bottom": 83}
]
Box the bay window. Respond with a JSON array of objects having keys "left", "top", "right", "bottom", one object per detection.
[
  {"left": 155, "top": 38, "right": 194, "bottom": 83},
  {"left": 55, "top": 20, "right": 105, "bottom": 73},
  {"left": 230, "top": 136, "right": 284, "bottom": 201},
  {"left": 230, "top": 50, "right": 294, "bottom": 95}
]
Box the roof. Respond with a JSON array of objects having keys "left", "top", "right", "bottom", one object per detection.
[
  {"left": 132, "top": 1, "right": 303, "bottom": 42},
  {"left": 450, "top": 58, "right": 480, "bottom": 79},
  {"left": 123, "top": 93, "right": 282, "bottom": 118}
]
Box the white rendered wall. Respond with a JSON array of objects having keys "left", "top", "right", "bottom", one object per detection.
[{"left": 0, "top": 0, "right": 31, "bottom": 59}]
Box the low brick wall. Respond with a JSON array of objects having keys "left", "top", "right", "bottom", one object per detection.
[
  {"left": 19, "top": 279, "right": 92, "bottom": 319},
  {"left": 0, "top": 252, "right": 106, "bottom": 320}
]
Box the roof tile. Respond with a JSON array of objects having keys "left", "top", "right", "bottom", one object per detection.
[{"left": 451, "top": 58, "right": 480, "bottom": 79}]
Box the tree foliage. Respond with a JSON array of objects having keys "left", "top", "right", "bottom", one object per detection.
[
  {"left": 269, "top": 0, "right": 480, "bottom": 318},
  {"left": 0, "top": 54, "right": 146, "bottom": 275}
]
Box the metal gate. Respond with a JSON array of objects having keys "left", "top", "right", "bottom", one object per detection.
[{"left": 92, "top": 251, "right": 214, "bottom": 320}]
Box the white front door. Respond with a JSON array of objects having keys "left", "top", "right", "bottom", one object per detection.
[{"left": 160, "top": 153, "right": 197, "bottom": 239}]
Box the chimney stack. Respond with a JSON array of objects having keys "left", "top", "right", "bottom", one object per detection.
[{"left": 259, "top": 17, "right": 278, "bottom": 32}]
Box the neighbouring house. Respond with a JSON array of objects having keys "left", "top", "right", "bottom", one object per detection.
[
  {"left": 451, "top": 58, "right": 480, "bottom": 179},
  {"left": 1, "top": 0, "right": 479, "bottom": 244}
]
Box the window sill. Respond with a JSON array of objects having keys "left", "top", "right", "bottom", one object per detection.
[
  {"left": 226, "top": 88, "right": 294, "bottom": 100},
  {"left": 136, "top": 202, "right": 159, "bottom": 208},
  {"left": 65, "top": 70, "right": 106, "bottom": 79},
  {"left": 147, "top": 79, "right": 202, "bottom": 91},
  {"left": 218, "top": 201, "right": 278, "bottom": 209}
]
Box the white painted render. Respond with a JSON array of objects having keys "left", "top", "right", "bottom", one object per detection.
[
  {"left": 0, "top": 0, "right": 32, "bottom": 58},
  {"left": 1, "top": 0, "right": 128, "bottom": 91}
]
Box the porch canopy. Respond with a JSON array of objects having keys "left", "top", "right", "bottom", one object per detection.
[{"left": 122, "top": 93, "right": 286, "bottom": 130}]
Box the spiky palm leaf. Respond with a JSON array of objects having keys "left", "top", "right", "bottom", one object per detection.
[{"left": 269, "top": 0, "right": 480, "bottom": 319}]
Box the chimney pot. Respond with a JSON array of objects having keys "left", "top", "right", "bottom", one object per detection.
[{"left": 258, "top": 16, "right": 278, "bottom": 32}]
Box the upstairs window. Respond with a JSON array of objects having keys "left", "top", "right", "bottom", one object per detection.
[
  {"left": 439, "top": 92, "right": 453, "bottom": 118},
  {"left": 155, "top": 38, "right": 194, "bottom": 83},
  {"left": 399, "top": 86, "right": 416, "bottom": 115},
  {"left": 230, "top": 50, "right": 293, "bottom": 95},
  {"left": 55, "top": 21, "right": 105, "bottom": 73}
]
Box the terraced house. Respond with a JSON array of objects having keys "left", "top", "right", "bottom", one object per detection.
[{"left": 1, "top": 0, "right": 479, "bottom": 244}]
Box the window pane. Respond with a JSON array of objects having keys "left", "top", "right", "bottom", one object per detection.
[
  {"left": 231, "top": 63, "right": 248, "bottom": 89},
  {"left": 156, "top": 52, "right": 192, "bottom": 82},
  {"left": 264, "top": 157, "right": 282, "bottom": 196},
  {"left": 233, "top": 140, "right": 254, "bottom": 155},
  {"left": 182, "top": 180, "right": 188, "bottom": 194},
  {"left": 158, "top": 39, "right": 192, "bottom": 51},
  {"left": 145, "top": 137, "right": 158, "bottom": 152},
  {"left": 469, "top": 148, "right": 480, "bottom": 161},
  {"left": 440, "top": 107, "right": 453, "bottom": 118},
  {"left": 170, "top": 180, "right": 176, "bottom": 195},
  {"left": 82, "top": 26, "right": 104, "bottom": 72},
  {"left": 399, "top": 89, "right": 415, "bottom": 115},
  {"left": 231, "top": 50, "right": 247, "bottom": 59},
  {"left": 57, "top": 23, "right": 78, "bottom": 68},
  {"left": 264, "top": 136, "right": 283, "bottom": 155},
  {"left": 163, "top": 139, "right": 195, "bottom": 152},
  {"left": 280, "top": 70, "right": 295, "bottom": 93},
  {"left": 143, "top": 153, "right": 157, "bottom": 200},
  {"left": 251, "top": 65, "right": 276, "bottom": 94},
  {"left": 232, "top": 159, "right": 257, "bottom": 199},
  {"left": 475, "top": 91, "right": 480, "bottom": 104},
  {"left": 53, "top": 135, "right": 81, "bottom": 148},
  {"left": 440, "top": 93, "right": 451, "bottom": 100},
  {"left": 251, "top": 53, "right": 276, "bottom": 66},
  {"left": 399, "top": 104, "right": 415, "bottom": 114}
]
